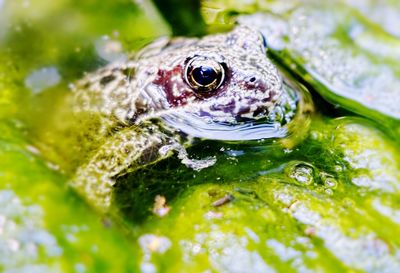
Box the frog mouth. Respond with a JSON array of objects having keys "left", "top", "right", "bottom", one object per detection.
[{"left": 159, "top": 110, "right": 288, "bottom": 141}]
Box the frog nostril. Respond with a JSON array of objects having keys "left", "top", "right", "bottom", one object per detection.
[
  {"left": 100, "top": 74, "right": 116, "bottom": 86},
  {"left": 261, "top": 34, "right": 267, "bottom": 49},
  {"left": 249, "top": 77, "right": 256, "bottom": 83}
]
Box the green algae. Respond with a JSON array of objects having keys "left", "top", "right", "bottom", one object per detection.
[
  {"left": 153, "top": 0, "right": 206, "bottom": 36},
  {"left": 0, "top": 0, "right": 170, "bottom": 129},
  {"left": 122, "top": 117, "right": 400, "bottom": 272},
  {"left": 0, "top": 0, "right": 172, "bottom": 171},
  {"left": 0, "top": 0, "right": 400, "bottom": 272},
  {"left": 0, "top": 121, "right": 142, "bottom": 273},
  {"left": 0, "top": 1, "right": 169, "bottom": 272}
]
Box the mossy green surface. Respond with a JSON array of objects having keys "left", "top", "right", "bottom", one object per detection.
[
  {"left": 0, "top": 0, "right": 399, "bottom": 272},
  {"left": 0, "top": 121, "right": 142, "bottom": 273},
  {"left": 0, "top": 0, "right": 170, "bottom": 131},
  {"left": 0, "top": 0, "right": 167, "bottom": 272},
  {"left": 125, "top": 117, "right": 400, "bottom": 272}
]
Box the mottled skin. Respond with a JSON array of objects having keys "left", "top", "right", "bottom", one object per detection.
[{"left": 71, "top": 26, "right": 302, "bottom": 212}]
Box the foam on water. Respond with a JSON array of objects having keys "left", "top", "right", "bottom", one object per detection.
[
  {"left": 239, "top": 6, "right": 400, "bottom": 120},
  {"left": 180, "top": 226, "right": 276, "bottom": 273},
  {"left": 285, "top": 200, "right": 400, "bottom": 273},
  {"left": 345, "top": 0, "right": 400, "bottom": 38},
  {"left": 287, "top": 8, "right": 400, "bottom": 118},
  {"left": 0, "top": 190, "right": 62, "bottom": 273}
]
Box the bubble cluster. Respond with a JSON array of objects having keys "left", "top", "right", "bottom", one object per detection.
[
  {"left": 0, "top": 190, "right": 62, "bottom": 272},
  {"left": 288, "top": 202, "right": 400, "bottom": 273},
  {"left": 239, "top": 6, "right": 400, "bottom": 120},
  {"left": 179, "top": 226, "right": 275, "bottom": 273}
]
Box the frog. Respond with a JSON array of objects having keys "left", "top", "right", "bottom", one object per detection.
[{"left": 70, "top": 26, "right": 312, "bottom": 212}]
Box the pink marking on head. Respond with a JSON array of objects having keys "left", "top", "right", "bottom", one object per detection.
[{"left": 153, "top": 65, "right": 194, "bottom": 107}]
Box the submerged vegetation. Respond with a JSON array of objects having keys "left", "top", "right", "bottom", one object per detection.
[{"left": 0, "top": 0, "right": 399, "bottom": 272}]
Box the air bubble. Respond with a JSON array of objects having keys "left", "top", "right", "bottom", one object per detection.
[
  {"left": 285, "top": 161, "right": 316, "bottom": 186},
  {"left": 320, "top": 172, "right": 338, "bottom": 189}
]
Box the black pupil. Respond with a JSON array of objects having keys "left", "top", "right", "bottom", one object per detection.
[{"left": 192, "top": 66, "right": 218, "bottom": 86}]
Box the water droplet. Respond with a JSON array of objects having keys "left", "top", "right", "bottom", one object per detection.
[
  {"left": 94, "top": 36, "right": 127, "bottom": 62},
  {"left": 285, "top": 161, "right": 316, "bottom": 186},
  {"left": 320, "top": 172, "right": 338, "bottom": 189},
  {"left": 74, "top": 263, "right": 86, "bottom": 273},
  {"left": 334, "top": 165, "right": 343, "bottom": 172},
  {"left": 138, "top": 234, "right": 172, "bottom": 254},
  {"left": 24, "top": 66, "right": 61, "bottom": 94}
]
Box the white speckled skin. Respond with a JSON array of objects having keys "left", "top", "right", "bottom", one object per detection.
[{"left": 71, "top": 26, "right": 300, "bottom": 212}]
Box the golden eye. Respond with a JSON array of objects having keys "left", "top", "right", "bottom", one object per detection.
[{"left": 184, "top": 56, "right": 225, "bottom": 93}]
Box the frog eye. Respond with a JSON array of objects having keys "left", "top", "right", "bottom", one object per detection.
[{"left": 184, "top": 57, "right": 225, "bottom": 93}]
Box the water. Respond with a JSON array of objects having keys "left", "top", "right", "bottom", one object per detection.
[
  {"left": 1, "top": 0, "right": 400, "bottom": 272},
  {"left": 236, "top": 2, "right": 400, "bottom": 136}
]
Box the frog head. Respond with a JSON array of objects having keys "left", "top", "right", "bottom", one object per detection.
[{"left": 135, "top": 26, "right": 289, "bottom": 140}]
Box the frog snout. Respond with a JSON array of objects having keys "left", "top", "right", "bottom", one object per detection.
[{"left": 242, "top": 75, "right": 271, "bottom": 95}]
